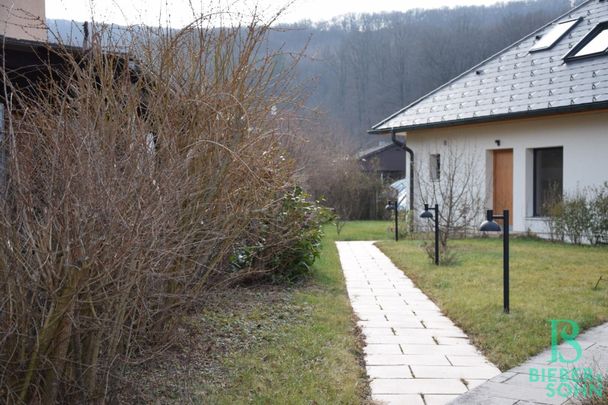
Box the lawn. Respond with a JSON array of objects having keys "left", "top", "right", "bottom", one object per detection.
[
  {"left": 196, "top": 223, "right": 386, "bottom": 403},
  {"left": 124, "top": 221, "right": 391, "bottom": 403},
  {"left": 377, "top": 236, "right": 608, "bottom": 371}
]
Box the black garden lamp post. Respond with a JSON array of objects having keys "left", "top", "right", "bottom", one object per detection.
[
  {"left": 479, "top": 209, "right": 510, "bottom": 314},
  {"left": 420, "top": 203, "right": 439, "bottom": 266},
  {"left": 385, "top": 201, "right": 399, "bottom": 241}
]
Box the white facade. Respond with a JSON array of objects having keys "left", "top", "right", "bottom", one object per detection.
[
  {"left": 0, "top": 0, "right": 46, "bottom": 41},
  {"left": 402, "top": 110, "right": 608, "bottom": 236}
]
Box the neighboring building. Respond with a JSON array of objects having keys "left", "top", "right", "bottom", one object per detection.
[
  {"left": 370, "top": 0, "right": 608, "bottom": 236},
  {"left": 0, "top": 0, "right": 46, "bottom": 41},
  {"left": 357, "top": 141, "right": 406, "bottom": 182}
]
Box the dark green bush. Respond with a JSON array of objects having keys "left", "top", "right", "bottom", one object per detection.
[{"left": 231, "top": 186, "right": 332, "bottom": 282}]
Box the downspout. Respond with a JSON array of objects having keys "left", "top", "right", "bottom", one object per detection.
[{"left": 390, "top": 129, "right": 415, "bottom": 223}]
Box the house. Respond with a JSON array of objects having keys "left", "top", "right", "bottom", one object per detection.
[
  {"left": 357, "top": 141, "right": 406, "bottom": 182},
  {"left": 369, "top": 0, "right": 608, "bottom": 236},
  {"left": 0, "top": 0, "right": 46, "bottom": 41},
  {"left": 0, "top": 0, "right": 141, "bottom": 190}
]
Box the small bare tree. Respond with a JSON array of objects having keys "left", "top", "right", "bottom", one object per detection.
[{"left": 415, "top": 142, "right": 485, "bottom": 263}]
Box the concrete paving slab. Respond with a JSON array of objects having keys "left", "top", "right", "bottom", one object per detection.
[
  {"left": 425, "top": 395, "right": 461, "bottom": 405},
  {"left": 366, "top": 365, "right": 413, "bottom": 379},
  {"left": 399, "top": 344, "right": 480, "bottom": 355},
  {"left": 371, "top": 378, "right": 468, "bottom": 395},
  {"left": 373, "top": 394, "right": 425, "bottom": 405},
  {"left": 364, "top": 344, "right": 403, "bottom": 355},
  {"left": 411, "top": 365, "right": 501, "bottom": 379}
]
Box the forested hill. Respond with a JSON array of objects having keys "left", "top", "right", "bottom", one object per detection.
[
  {"left": 269, "top": 0, "right": 582, "bottom": 145},
  {"left": 50, "top": 0, "right": 582, "bottom": 145}
]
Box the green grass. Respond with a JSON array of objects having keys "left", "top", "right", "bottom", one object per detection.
[
  {"left": 192, "top": 221, "right": 392, "bottom": 403},
  {"left": 377, "top": 236, "right": 608, "bottom": 370},
  {"left": 330, "top": 220, "right": 393, "bottom": 242}
]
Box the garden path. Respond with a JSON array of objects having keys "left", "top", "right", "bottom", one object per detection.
[{"left": 336, "top": 241, "right": 501, "bottom": 405}]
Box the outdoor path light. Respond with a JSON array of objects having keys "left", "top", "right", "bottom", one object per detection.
[
  {"left": 479, "top": 209, "right": 510, "bottom": 314},
  {"left": 420, "top": 203, "right": 439, "bottom": 266},
  {"left": 385, "top": 201, "right": 399, "bottom": 241}
]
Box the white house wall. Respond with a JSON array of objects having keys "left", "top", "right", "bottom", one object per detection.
[
  {"left": 0, "top": 0, "right": 46, "bottom": 41},
  {"left": 402, "top": 110, "right": 608, "bottom": 236}
]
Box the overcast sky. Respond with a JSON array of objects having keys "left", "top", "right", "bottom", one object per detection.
[{"left": 46, "top": 0, "right": 516, "bottom": 27}]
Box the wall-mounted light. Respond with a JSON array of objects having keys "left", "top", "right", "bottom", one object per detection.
[{"left": 495, "top": 139, "right": 501, "bottom": 147}]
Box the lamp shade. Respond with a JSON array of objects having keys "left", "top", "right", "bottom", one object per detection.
[
  {"left": 420, "top": 210, "right": 433, "bottom": 219},
  {"left": 479, "top": 220, "right": 501, "bottom": 232},
  {"left": 385, "top": 202, "right": 394, "bottom": 211},
  {"left": 420, "top": 203, "right": 433, "bottom": 219}
]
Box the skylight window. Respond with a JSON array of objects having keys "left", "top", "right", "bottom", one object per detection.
[
  {"left": 530, "top": 18, "right": 581, "bottom": 52},
  {"left": 565, "top": 21, "right": 608, "bottom": 61}
]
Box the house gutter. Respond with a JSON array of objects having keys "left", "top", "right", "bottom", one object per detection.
[
  {"left": 390, "top": 129, "right": 415, "bottom": 216},
  {"left": 368, "top": 101, "right": 608, "bottom": 135}
]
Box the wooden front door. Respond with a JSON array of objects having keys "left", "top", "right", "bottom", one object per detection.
[{"left": 493, "top": 149, "right": 513, "bottom": 225}]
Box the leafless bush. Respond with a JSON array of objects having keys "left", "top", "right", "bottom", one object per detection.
[
  {"left": 0, "top": 12, "right": 318, "bottom": 403},
  {"left": 291, "top": 118, "right": 387, "bottom": 220},
  {"left": 544, "top": 184, "right": 608, "bottom": 245}
]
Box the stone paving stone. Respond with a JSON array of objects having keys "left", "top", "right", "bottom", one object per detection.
[
  {"left": 365, "top": 354, "right": 453, "bottom": 366},
  {"left": 394, "top": 328, "right": 467, "bottom": 338},
  {"left": 423, "top": 320, "right": 459, "bottom": 329},
  {"left": 425, "top": 395, "right": 461, "bottom": 405},
  {"left": 436, "top": 337, "right": 473, "bottom": 345},
  {"left": 372, "top": 394, "right": 425, "bottom": 405},
  {"left": 356, "top": 314, "right": 390, "bottom": 322},
  {"left": 371, "top": 378, "right": 468, "bottom": 394},
  {"left": 359, "top": 320, "right": 424, "bottom": 328},
  {"left": 366, "top": 365, "right": 413, "bottom": 379},
  {"left": 447, "top": 355, "right": 495, "bottom": 366},
  {"left": 411, "top": 365, "right": 501, "bottom": 379},
  {"left": 400, "top": 344, "right": 479, "bottom": 355},
  {"left": 362, "top": 328, "right": 396, "bottom": 338},
  {"left": 364, "top": 344, "right": 403, "bottom": 355},
  {"left": 366, "top": 335, "right": 438, "bottom": 345}
]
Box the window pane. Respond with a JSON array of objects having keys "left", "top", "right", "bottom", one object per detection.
[
  {"left": 534, "top": 148, "right": 563, "bottom": 216},
  {"left": 430, "top": 154, "right": 440, "bottom": 181},
  {"left": 530, "top": 19, "right": 579, "bottom": 52},
  {"left": 574, "top": 28, "right": 608, "bottom": 57}
]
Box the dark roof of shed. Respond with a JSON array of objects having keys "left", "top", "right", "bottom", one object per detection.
[
  {"left": 370, "top": 0, "right": 608, "bottom": 134},
  {"left": 356, "top": 141, "right": 399, "bottom": 159}
]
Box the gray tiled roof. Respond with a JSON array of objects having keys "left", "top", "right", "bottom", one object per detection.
[
  {"left": 356, "top": 141, "right": 395, "bottom": 159},
  {"left": 371, "top": 0, "right": 608, "bottom": 133}
]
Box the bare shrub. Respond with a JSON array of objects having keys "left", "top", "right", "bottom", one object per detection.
[
  {"left": 590, "top": 182, "right": 608, "bottom": 245},
  {"left": 293, "top": 118, "right": 387, "bottom": 220},
  {"left": 0, "top": 13, "right": 322, "bottom": 403}
]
